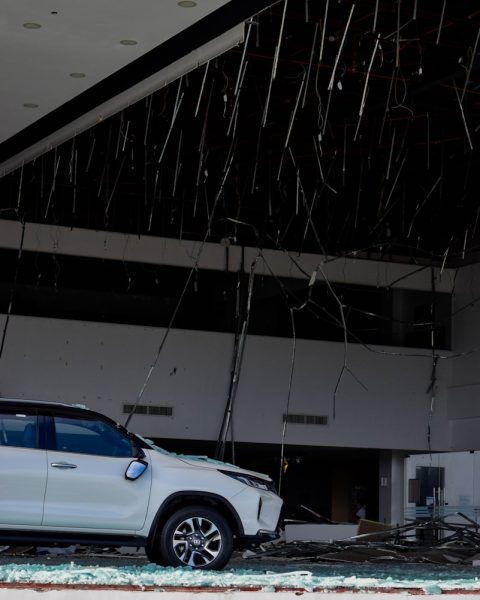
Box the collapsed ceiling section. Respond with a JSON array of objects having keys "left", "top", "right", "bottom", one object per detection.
[{"left": 1, "top": 0, "right": 480, "bottom": 265}]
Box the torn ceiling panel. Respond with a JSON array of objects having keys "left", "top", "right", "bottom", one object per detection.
[{"left": 0, "top": 0, "right": 479, "bottom": 265}]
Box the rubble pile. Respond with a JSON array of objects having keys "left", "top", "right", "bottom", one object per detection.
[{"left": 247, "top": 513, "right": 480, "bottom": 565}]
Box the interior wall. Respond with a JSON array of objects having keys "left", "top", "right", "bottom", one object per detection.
[
  {"left": 0, "top": 313, "right": 449, "bottom": 452},
  {"left": 405, "top": 452, "right": 480, "bottom": 510}
]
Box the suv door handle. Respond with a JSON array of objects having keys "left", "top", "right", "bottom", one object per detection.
[{"left": 51, "top": 462, "right": 77, "bottom": 469}]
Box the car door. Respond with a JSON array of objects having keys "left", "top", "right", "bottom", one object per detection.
[
  {"left": 43, "top": 412, "right": 151, "bottom": 531},
  {"left": 0, "top": 409, "right": 47, "bottom": 526}
]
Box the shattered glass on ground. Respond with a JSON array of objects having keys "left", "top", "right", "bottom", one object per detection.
[{"left": 1, "top": 554, "right": 480, "bottom": 593}]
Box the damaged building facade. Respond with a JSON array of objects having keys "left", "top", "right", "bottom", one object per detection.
[
  {"left": 1, "top": 0, "right": 480, "bottom": 530},
  {"left": 1, "top": 219, "right": 479, "bottom": 526}
]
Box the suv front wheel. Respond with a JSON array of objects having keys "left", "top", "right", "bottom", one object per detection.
[{"left": 157, "top": 506, "right": 233, "bottom": 569}]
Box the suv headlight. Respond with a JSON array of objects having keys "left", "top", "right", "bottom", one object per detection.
[{"left": 219, "top": 469, "right": 276, "bottom": 492}]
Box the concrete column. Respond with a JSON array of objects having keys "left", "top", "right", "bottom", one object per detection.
[{"left": 378, "top": 450, "right": 406, "bottom": 525}]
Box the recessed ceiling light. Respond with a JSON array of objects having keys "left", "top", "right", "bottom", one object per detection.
[
  {"left": 23, "top": 103, "right": 39, "bottom": 108},
  {"left": 69, "top": 72, "right": 86, "bottom": 78},
  {"left": 120, "top": 39, "right": 137, "bottom": 46},
  {"left": 23, "top": 22, "right": 42, "bottom": 29},
  {"left": 178, "top": 1, "right": 197, "bottom": 6}
]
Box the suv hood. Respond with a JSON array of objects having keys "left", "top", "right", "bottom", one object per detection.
[
  {"left": 175, "top": 454, "right": 272, "bottom": 482},
  {"left": 135, "top": 434, "right": 273, "bottom": 482}
]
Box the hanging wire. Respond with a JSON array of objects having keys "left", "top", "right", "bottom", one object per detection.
[
  {"left": 278, "top": 306, "right": 296, "bottom": 495},
  {"left": 215, "top": 253, "right": 260, "bottom": 461},
  {"left": 426, "top": 267, "right": 438, "bottom": 453},
  {"left": 125, "top": 94, "right": 240, "bottom": 428},
  {"left": 262, "top": 0, "right": 289, "bottom": 128},
  {"left": 0, "top": 215, "right": 25, "bottom": 360}
]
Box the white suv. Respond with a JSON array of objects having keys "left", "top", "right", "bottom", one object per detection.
[{"left": 0, "top": 399, "right": 282, "bottom": 569}]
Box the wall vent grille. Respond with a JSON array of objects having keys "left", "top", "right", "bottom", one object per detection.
[
  {"left": 284, "top": 413, "right": 328, "bottom": 425},
  {"left": 123, "top": 404, "right": 173, "bottom": 416}
]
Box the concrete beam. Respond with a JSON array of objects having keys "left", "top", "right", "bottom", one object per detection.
[{"left": 0, "top": 219, "right": 455, "bottom": 292}]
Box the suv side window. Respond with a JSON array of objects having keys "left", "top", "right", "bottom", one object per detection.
[
  {"left": 53, "top": 415, "right": 134, "bottom": 458},
  {"left": 0, "top": 412, "right": 38, "bottom": 448}
]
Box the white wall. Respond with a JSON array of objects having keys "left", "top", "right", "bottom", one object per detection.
[
  {"left": 0, "top": 313, "right": 449, "bottom": 451},
  {"left": 0, "top": 222, "right": 469, "bottom": 453}
]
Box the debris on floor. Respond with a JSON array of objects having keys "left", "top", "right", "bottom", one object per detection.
[{"left": 245, "top": 513, "right": 480, "bottom": 565}]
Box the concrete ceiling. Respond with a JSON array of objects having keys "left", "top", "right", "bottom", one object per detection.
[{"left": 2, "top": 1, "right": 480, "bottom": 264}]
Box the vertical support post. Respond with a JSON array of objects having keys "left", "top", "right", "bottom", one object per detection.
[{"left": 378, "top": 450, "right": 406, "bottom": 525}]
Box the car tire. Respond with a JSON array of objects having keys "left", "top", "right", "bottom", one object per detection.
[
  {"left": 145, "top": 540, "right": 164, "bottom": 565},
  {"left": 158, "top": 506, "right": 233, "bottom": 570}
]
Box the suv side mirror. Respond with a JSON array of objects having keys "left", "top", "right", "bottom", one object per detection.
[{"left": 125, "top": 459, "right": 148, "bottom": 481}]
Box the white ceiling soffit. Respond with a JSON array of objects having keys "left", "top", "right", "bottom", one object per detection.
[
  {"left": 0, "top": 0, "right": 276, "bottom": 176},
  {"left": 0, "top": 26, "right": 243, "bottom": 176}
]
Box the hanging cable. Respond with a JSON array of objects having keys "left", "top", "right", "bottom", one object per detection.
[
  {"left": 278, "top": 306, "right": 296, "bottom": 495},
  {"left": 125, "top": 118, "right": 238, "bottom": 428},
  {"left": 0, "top": 214, "right": 25, "bottom": 360},
  {"left": 215, "top": 252, "right": 260, "bottom": 461},
  {"left": 426, "top": 266, "right": 438, "bottom": 454}
]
